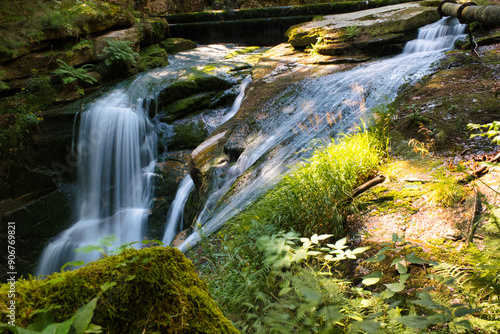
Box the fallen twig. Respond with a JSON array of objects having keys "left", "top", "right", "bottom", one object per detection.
[{"left": 350, "top": 175, "right": 386, "bottom": 199}]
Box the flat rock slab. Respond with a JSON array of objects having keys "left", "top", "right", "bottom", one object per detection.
[{"left": 286, "top": 2, "right": 440, "bottom": 56}]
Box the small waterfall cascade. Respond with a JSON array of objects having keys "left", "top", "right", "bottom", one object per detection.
[
  {"left": 178, "top": 18, "right": 466, "bottom": 252},
  {"left": 162, "top": 175, "right": 195, "bottom": 245},
  {"left": 162, "top": 75, "right": 252, "bottom": 245},
  {"left": 37, "top": 89, "right": 157, "bottom": 276}
]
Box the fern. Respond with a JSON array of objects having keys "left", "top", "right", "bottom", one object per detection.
[
  {"left": 52, "top": 59, "right": 97, "bottom": 86},
  {"left": 102, "top": 40, "right": 139, "bottom": 67}
]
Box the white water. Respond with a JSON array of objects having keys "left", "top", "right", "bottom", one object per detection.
[
  {"left": 178, "top": 18, "right": 466, "bottom": 252},
  {"left": 162, "top": 74, "right": 252, "bottom": 245},
  {"left": 37, "top": 90, "right": 156, "bottom": 275},
  {"left": 162, "top": 175, "right": 195, "bottom": 245},
  {"left": 37, "top": 45, "right": 260, "bottom": 275}
]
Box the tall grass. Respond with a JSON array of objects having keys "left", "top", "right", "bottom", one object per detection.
[
  {"left": 193, "top": 129, "right": 383, "bottom": 328},
  {"left": 263, "top": 129, "right": 382, "bottom": 238}
]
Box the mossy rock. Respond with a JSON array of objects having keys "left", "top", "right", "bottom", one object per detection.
[
  {"left": 160, "top": 38, "right": 197, "bottom": 54},
  {"left": 171, "top": 121, "right": 210, "bottom": 150},
  {"left": 138, "top": 44, "right": 169, "bottom": 70},
  {"left": 138, "top": 18, "right": 168, "bottom": 47},
  {"left": 0, "top": 247, "right": 239, "bottom": 333},
  {"left": 160, "top": 91, "right": 221, "bottom": 122},
  {"left": 285, "top": 26, "right": 323, "bottom": 49},
  {"left": 156, "top": 73, "right": 231, "bottom": 107}
]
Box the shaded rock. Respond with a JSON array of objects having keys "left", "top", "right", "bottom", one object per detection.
[
  {"left": 0, "top": 188, "right": 74, "bottom": 281},
  {"left": 138, "top": 18, "right": 169, "bottom": 46},
  {"left": 149, "top": 151, "right": 191, "bottom": 238},
  {"left": 170, "top": 121, "right": 210, "bottom": 150},
  {"left": 156, "top": 72, "right": 231, "bottom": 108},
  {"left": 160, "top": 91, "right": 224, "bottom": 122},
  {"left": 160, "top": 38, "right": 198, "bottom": 53}
]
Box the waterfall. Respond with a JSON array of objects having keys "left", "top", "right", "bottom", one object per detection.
[
  {"left": 37, "top": 89, "right": 156, "bottom": 275},
  {"left": 37, "top": 45, "right": 261, "bottom": 275},
  {"left": 162, "top": 175, "right": 195, "bottom": 245},
  {"left": 178, "top": 18, "right": 466, "bottom": 252},
  {"left": 162, "top": 75, "right": 252, "bottom": 245}
]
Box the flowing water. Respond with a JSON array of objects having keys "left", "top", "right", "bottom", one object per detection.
[
  {"left": 37, "top": 18, "right": 465, "bottom": 273},
  {"left": 37, "top": 45, "right": 259, "bottom": 275},
  {"left": 177, "top": 18, "right": 466, "bottom": 252}
]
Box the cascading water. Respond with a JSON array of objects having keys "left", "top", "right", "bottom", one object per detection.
[
  {"left": 162, "top": 176, "right": 195, "bottom": 245},
  {"left": 178, "top": 17, "right": 466, "bottom": 252},
  {"left": 161, "top": 75, "right": 252, "bottom": 245},
  {"left": 37, "top": 89, "right": 156, "bottom": 276},
  {"left": 37, "top": 45, "right": 261, "bottom": 275}
]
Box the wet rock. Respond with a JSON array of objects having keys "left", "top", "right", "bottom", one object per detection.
[
  {"left": 149, "top": 151, "right": 191, "bottom": 238},
  {"left": 160, "top": 38, "right": 198, "bottom": 53}
]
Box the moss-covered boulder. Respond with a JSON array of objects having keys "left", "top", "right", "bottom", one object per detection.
[
  {"left": 138, "top": 44, "right": 169, "bottom": 70},
  {"left": 0, "top": 247, "right": 239, "bottom": 333},
  {"left": 160, "top": 38, "right": 197, "bottom": 54}
]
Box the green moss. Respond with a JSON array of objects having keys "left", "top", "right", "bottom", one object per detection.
[
  {"left": 161, "top": 91, "right": 220, "bottom": 122},
  {"left": 171, "top": 121, "right": 209, "bottom": 150},
  {"left": 160, "top": 38, "right": 197, "bottom": 54},
  {"left": 0, "top": 247, "right": 239, "bottom": 333},
  {"left": 138, "top": 44, "right": 169, "bottom": 70}
]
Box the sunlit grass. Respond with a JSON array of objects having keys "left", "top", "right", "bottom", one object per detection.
[{"left": 231, "top": 129, "right": 383, "bottom": 240}]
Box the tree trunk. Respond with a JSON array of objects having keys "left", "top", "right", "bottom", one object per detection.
[{"left": 440, "top": 2, "right": 500, "bottom": 26}]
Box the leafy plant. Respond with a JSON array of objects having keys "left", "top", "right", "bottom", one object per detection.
[
  {"left": 52, "top": 59, "right": 97, "bottom": 86},
  {"left": 0, "top": 71, "right": 9, "bottom": 90},
  {"left": 101, "top": 40, "right": 139, "bottom": 67},
  {"left": 0, "top": 298, "right": 101, "bottom": 334},
  {"left": 340, "top": 25, "right": 360, "bottom": 42},
  {"left": 468, "top": 121, "right": 500, "bottom": 144}
]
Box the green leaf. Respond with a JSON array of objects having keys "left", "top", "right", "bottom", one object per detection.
[
  {"left": 384, "top": 282, "right": 405, "bottom": 292},
  {"left": 455, "top": 319, "right": 472, "bottom": 330},
  {"left": 84, "top": 323, "right": 102, "bottom": 333},
  {"left": 357, "top": 320, "right": 381, "bottom": 333},
  {"left": 454, "top": 307, "right": 480, "bottom": 317},
  {"left": 27, "top": 312, "right": 55, "bottom": 331},
  {"left": 299, "top": 287, "right": 322, "bottom": 303},
  {"left": 396, "top": 315, "right": 431, "bottom": 329},
  {"left": 351, "top": 246, "right": 370, "bottom": 255},
  {"left": 405, "top": 252, "right": 427, "bottom": 264},
  {"left": 100, "top": 281, "right": 117, "bottom": 292},
  {"left": 61, "top": 260, "right": 85, "bottom": 271},
  {"left": 125, "top": 275, "right": 136, "bottom": 282},
  {"left": 70, "top": 298, "right": 98, "bottom": 334},
  {"left": 362, "top": 271, "right": 383, "bottom": 285},
  {"left": 399, "top": 273, "right": 410, "bottom": 284},
  {"left": 397, "top": 262, "right": 408, "bottom": 274},
  {"left": 366, "top": 253, "right": 386, "bottom": 262},
  {"left": 74, "top": 245, "right": 105, "bottom": 255}
]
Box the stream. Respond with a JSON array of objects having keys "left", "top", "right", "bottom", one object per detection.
[{"left": 37, "top": 18, "right": 465, "bottom": 275}]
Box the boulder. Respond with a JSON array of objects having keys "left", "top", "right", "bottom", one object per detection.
[
  {"left": 160, "top": 38, "right": 198, "bottom": 54},
  {"left": 93, "top": 27, "right": 141, "bottom": 60}
]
